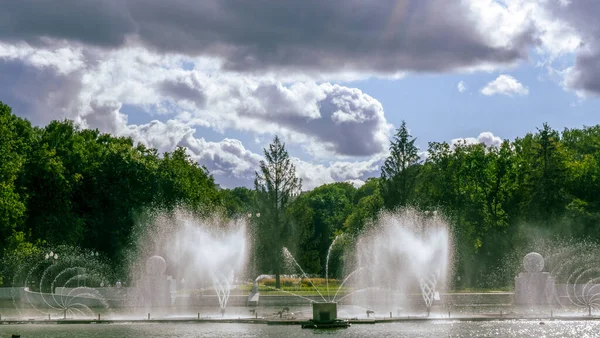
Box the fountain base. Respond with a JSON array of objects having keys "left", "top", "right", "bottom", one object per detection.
[
  {"left": 301, "top": 302, "right": 350, "bottom": 329},
  {"left": 301, "top": 319, "right": 351, "bottom": 329}
]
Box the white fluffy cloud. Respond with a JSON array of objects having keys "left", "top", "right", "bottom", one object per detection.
[
  {"left": 457, "top": 81, "right": 467, "bottom": 93},
  {"left": 0, "top": 43, "right": 396, "bottom": 189},
  {"left": 0, "top": 44, "right": 392, "bottom": 155},
  {"left": 293, "top": 156, "right": 383, "bottom": 190},
  {"left": 481, "top": 74, "right": 529, "bottom": 96},
  {"left": 465, "top": 0, "right": 580, "bottom": 59},
  {"left": 71, "top": 48, "right": 391, "bottom": 158},
  {"left": 451, "top": 131, "right": 503, "bottom": 148}
]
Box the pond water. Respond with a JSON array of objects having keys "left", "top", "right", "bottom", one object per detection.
[{"left": 1, "top": 321, "right": 599, "bottom": 338}]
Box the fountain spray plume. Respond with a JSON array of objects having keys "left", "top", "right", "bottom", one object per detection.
[
  {"left": 129, "top": 208, "right": 249, "bottom": 314},
  {"left": 351, "top": 208, "right": 452, "bottom": 314}
]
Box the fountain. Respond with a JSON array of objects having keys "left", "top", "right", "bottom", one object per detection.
[
  {"left": 128, "top": 209, "right": 248, "bottom": 316},
  {"left": 350, "top": 209, "right": 451, "bottom": 316},
  {"left": 6, "top": 207, "right": 600, "bottom": 336},
  {"left": 263, "top": 209, "right": 452, "bottom": 327},
  {"left": 277, "top": 247, "right": 350, "bottom": 328},
  {"left": 517, "top": 243, "right": 600, "bottom": 315},
  {"left": 211, "top": 269, "right": 234, "bottom": 316},
  {"left": 301, "top": 302, "right": 351, "bottom": 328},
  {"left": 9, "top": 246, "right": 111, "bottom": 319}
]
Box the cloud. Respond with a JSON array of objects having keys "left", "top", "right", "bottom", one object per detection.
[
  {"left": 96, "top": 54, "right": 393, "bottom": 158},
  {"left": 0, "top": 58, "right": 83, "bottom": 126},
  {"left": 112, "top": 118, "right": 260, "bottom": 188},
  {"left": 480, "top": 74, "right": 529, "bottom": 96},
  {"left": 159, "top": 79, "right": 207, "bottom": 109},
  {"left": 542, "top": 0, "right": 600, "bottom": 96},
  {"left": 182, "top": 136, "right": 263, "bottom": 188},
  {"left": 93, "top": 114, "right": 382, "bottom": 190},
  {"left": 451, "top": 131, "right": 503, "bottom": 148},
  {"left": 3, "top": 0, "right": 593, "bottom": 191},
  {"left": 0, "top": 46, "right": 388, "bottom": 189},
  {"left": 269, "top": 83, "right": 392, "bottom": 157},
  {"left": 0, "top": 1, "right": 136, "bottom": 47},
  {"left": 0, "top": 0, "right": 536, "bottom": 75},
  {"left": 466, "top": 0, "right": 580, "bottom": 58},
  {"left": 345, "top": 179, "right": 366, "bottom": 188},
  {"left": 293, "top": 156, "right": 383, "bottom": 191},
  {"left": 0, "top": 44, "right": 393, "bottom": 159}
]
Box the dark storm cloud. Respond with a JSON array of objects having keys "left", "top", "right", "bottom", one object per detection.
[
  {"left": 1, "top": 0, "right": 531, "bottom": 73},
  {"left": 0, "top": 0, "right": 136, "bottom": 47},
  {"left": 0, "top": 59, "right": 82, "bottom": 125},
  {"left": 545, "top": 0, "right": 600, "bottom": 95}
]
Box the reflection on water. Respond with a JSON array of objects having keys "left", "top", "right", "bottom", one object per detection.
[{"left": 1, "top": 321, "right": 600, "bottom": 338}]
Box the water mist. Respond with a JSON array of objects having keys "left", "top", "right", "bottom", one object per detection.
[
  {"left": 349, "top": 209, "right": 452, "bottom": 315},
  {"left": 128, "top": 209, "right": 249, "bottom": 315}
]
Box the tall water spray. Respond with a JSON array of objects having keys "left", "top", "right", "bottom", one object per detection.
[
  {"left": 350, "top": 209, "right": 451, "bottom": 314},
  {"left": 129, "top": 209, "right": 248, "bottom": 314}
]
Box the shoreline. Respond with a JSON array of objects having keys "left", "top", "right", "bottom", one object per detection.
[{"left": 2, "top": 315, "right": 600, "bottom": 325}]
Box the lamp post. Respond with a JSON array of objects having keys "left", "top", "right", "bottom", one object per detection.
[
  {"left": 248, "top": 212, "right": 261, "bottom": 278},
  {"left": 44, "top": 252, "right": 59, "bottom": 295},
  {"left": 45, "top": 251, "right": 59, "bottom": 262}
]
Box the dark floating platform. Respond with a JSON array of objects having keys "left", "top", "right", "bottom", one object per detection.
[{"left": 301, "top": 319, "right": 351, "bottom": 329}]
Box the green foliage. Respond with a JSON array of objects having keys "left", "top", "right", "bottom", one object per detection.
[
  {"left": 0, "top": 102, "right": 29, "bottom": 249},
  {"left": 0, "top": 102, "right": 221, "bottom": 283},
  {"left": 344, "top": 178, "right": 383, "bottom": 235},
  {"left": 288, "top": 183, "right": 356, "bottom": 277},
  {"left": 220, "top": 187, "right": 256, "bottom": 218},
  {"left": 3, "top": 102, "right": 600, "bottom": 290},
  {"left": 0, "top": 230, "right": 43, "bottom": 286},
  {"left": 381, "top": 121, "right": 421, "bottom": 209},
  {"left": 254, "top": 136, "right": 302, "bottom": 288},
  {"left": 158, "top": 147, "right": 221, "bottom": 212}
]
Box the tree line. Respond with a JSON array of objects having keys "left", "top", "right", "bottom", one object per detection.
[
  {"left": 226, "top": 122, "right": 600, "bottom": 289},
  {"left": 2, "top": 101, "right": 600, "bottom": 289},
  {"left": 0, "top": 102, "right": 221, "bottom": 284}
]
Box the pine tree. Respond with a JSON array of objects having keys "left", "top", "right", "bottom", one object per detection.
[
  {"left": 254, "top": 136, "right": 302, "bottom": 289},
  {"left": 380, "top": 121, "right": 421, "bottom": 209}
]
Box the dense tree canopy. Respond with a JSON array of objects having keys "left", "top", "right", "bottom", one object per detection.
[
  {"left": 2, "top": 101, "right": 600, "bottom": 290},
  {"left": 0, "top": 102, "right": 222, "bottom": 284}
]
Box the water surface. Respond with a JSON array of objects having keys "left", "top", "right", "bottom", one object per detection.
[{"left": 1, "top": 321, "right": 599, "bottom": 338}]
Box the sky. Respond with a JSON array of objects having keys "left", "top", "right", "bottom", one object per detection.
[{"left": 1, "top": 0, "right": 599, "bottom": 190}]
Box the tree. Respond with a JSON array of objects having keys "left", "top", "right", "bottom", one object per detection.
[
  {"left": 157, "top": 146, "right": 221, "bottom": 212},
  {"left": 381, "top": 121, "right": 421, "bottom": 209},
  {"left": 220, "top": 187, "right": 256, "bottom": 218},
  {"left": 290, "top": 183, "right": 355, "bottom": 276},
  {"left": 0, "top": 102, "right": 30, "bottom": 262},
  {"left": 344, "top": 178, "right": 383, "bottom": 235},
  {"left": 254, "top": 136, "right": 302, "bottom": 289},
  {"left": 561, "top": 126, "right": 600, "bottom": 236},
  {"left": 512, "top": 124, "right": 568, "bottom": 228}
]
